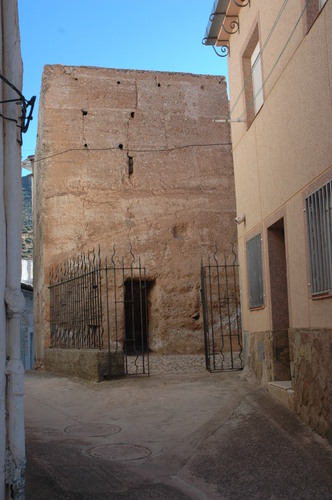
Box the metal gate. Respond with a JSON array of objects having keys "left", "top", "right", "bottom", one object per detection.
[
  {"left": 201, "top": 246, "right": 243, "bottom": 371},
  {"left": 49, "top": 245, "right": 150, "bottom": 376}
]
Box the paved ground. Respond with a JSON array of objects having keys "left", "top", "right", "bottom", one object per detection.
[{"left": 25, "top": 359, "right": 332, "bottom": 499}]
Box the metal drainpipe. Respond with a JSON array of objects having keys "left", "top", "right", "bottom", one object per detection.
[
  {"left": 3, "top": 0, "right": 26, "bottom": 498},
  {"left": 0, "top": 1, "right": 7, "bottom": 496}
]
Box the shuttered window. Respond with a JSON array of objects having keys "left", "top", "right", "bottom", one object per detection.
[
  {"left": 246, "top": 234, "right": 264, "bottom": 308},
  {"left": 305, "top": 180, "right": 332, "bottom": 296}
]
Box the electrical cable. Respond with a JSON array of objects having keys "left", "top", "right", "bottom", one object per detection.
[
  {"left": 0, "top": 112, "right": 18, "bottom": 124},
  {"left": 228, "top": 0, "right": 290, "bottom": 119},
  {"left": 32, "top": 142, "right": 232, "bottom": 164},
  {"left": 22, "top": 2, "right": 309, "bottom": 154},
  {"left": 0, "top": 71, "right": 24, "bottom": 100},
  {"left": 236, "top": 0, "right": 310, "bottom": 122},
  {"left": 226, "top": 0, "right": 311, "bottom": 123}
]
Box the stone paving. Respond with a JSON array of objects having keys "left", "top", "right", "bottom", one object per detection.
[
  {"left": 126, "top": 354, "right": 207, "bottom": 376},
  {"left": 25, "top": 366, "right": 332, "bottom": 499},
  {"left": 126, "top": 353, "right": 243, "bottom": 376}
]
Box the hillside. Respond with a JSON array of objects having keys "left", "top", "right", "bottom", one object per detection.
[{"left": 22, "top": 175, "right": 33, "bottom": 258}]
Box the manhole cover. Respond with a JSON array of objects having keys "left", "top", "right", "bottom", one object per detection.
[
  {"left": 65, "top": 423, "right": 121, "bottom": 437},
  {"left": 88, "top": 443, "right": 151, "bottom": 461}
]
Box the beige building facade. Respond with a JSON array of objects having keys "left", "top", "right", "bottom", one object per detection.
[
  {"left": 205, "top": 0, "right": 332, "bottom": 440},
  {"left": 34, "top": 66, "right": 237, "bottom": 368}
]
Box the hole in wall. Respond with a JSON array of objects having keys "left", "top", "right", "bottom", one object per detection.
[
  {"left": 172, "top": 223, "right": 191, "bottom": 239},
  {"left": 118, "top": 143, "right": 123, "bottom": 149},
  {"left": 128, "top": 156, "right": 133, "bottom": 176},
  {"left": 82, "top": 109, "right": 88, "bottom": 116},
  {"left": 117, "top": 81, "right": 121, "bottom": 85},
  {"left": 131, "top": 111, "right": 135, "bottom": 118}
]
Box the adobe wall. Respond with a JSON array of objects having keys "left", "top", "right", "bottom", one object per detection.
[{"left": 34, "top": 66, "right": 236, "bottom": 365}]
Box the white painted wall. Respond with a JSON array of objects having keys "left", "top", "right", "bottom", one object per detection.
[
  {"left": 21, "top": 259, "right": 33, "bottom": 286},
  {"left": 0, "top": 0, "right": 25, "bottom": 497}
]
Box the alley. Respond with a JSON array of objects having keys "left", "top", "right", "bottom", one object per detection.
[{"left": 25, "top": 365, "right": 332, "bottom": 499}]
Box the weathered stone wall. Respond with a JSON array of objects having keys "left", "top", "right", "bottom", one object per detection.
[
  {"left": 34, "top": 66, "right": 236, "bottom": 365},
  {"left": 289, "top": 328, "right": 332, "bottom": 443},
  {"left": 44, "top": 349, "right": 124, "bottom": 381},
  {"left": 244, "top": 329, "right": 290, "bottom": 386},
  {"left": 244, "top": 328, "right": 332, "bottom": 443}
]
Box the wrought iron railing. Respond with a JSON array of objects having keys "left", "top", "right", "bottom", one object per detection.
[
  {"left": 49, "top": 245, "right": 149, "bottom": 375},
  {"left": 201, "top": 245, "right": 242, "bottom": 371}
]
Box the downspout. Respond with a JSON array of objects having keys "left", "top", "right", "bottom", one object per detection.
[
  {"left": 0, "top": 1, "right": 7, "bottom": 497},
  {"left": 3, "top": 0, "right": 25, "bottom": 498}
]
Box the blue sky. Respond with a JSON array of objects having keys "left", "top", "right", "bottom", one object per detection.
[{"left": 18, "top": 0, "right": 228, "bottom": 172}]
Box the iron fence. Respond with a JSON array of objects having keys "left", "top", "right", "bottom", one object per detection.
[
  {"left": 49, "top": 245, "right": 149, "bottom": 376},
  {"left": 49, "top": 244, "right": 243, "bottom": 376},
  {"left": 201, "top": 245, "right": 243, "bottom": 371}
]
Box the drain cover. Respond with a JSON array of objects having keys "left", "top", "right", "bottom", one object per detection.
[
  {"left": 88, "top": 443, "right": 151, "bottom": 461},
  {"left": 65, "top": 423, "right": 121, "bottom": 437}
]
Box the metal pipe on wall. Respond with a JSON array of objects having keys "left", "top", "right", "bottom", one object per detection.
[
  {"left": 0, "top": 2, "right": 7, "bottom": 496},
  {"left": 2, "top": 0, "right": 25, "bottom": 497}
]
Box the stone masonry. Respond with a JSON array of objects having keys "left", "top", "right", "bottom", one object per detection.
[
  {"left": 289, "top": 328, "right": 332, "bottom": 442},
  {"left": 34, "top": 66, "right": 236, "bottom": 366},
  {"left": 244, "top": 327, "right": 332, "bottom": 443}
]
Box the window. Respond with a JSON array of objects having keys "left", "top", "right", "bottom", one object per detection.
[
  {"left": 305, "top": 180, "right": 332, "bottom": 296},
  {"left": 242, "top": 25, "right": 264, "bottom": 127},
  {"left": 246, "top": 234, "right": 264, "bottom": 308},
  {"left": 251, "top": 42, "right": 264, "bottom": 115}
]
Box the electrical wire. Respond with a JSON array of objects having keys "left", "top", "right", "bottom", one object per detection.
[
  {"left": 32, "top": 142, "right": 232, "bottom": 164},
  {"left": 0, "top": 111, "right": 18, "bottom": 124},
  {"left": 22, "top": 2, "right": 309, "bottom": 155},
  {"left": 236, "top": 0, "right": 310, "bottom": 122},
  {"left": 228, "top": 0, "right": 290, "bottom": 119},
  {"left": 0, "top": 71, "right": 24, "bottom": 100},
  {"left": 227, "top": 0, "right": 311, "bottom": 123}
]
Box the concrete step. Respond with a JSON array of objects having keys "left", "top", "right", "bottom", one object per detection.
[{"left": 268, "top": 380, "right": 295, "bottom": 411}]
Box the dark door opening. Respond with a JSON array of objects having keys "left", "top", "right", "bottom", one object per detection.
[
  {"left": 124, "top": 280, "right": 153, "bottom": 355},
  {"left": 267, "top": 218, "right": 290, "bottom": 380}
]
